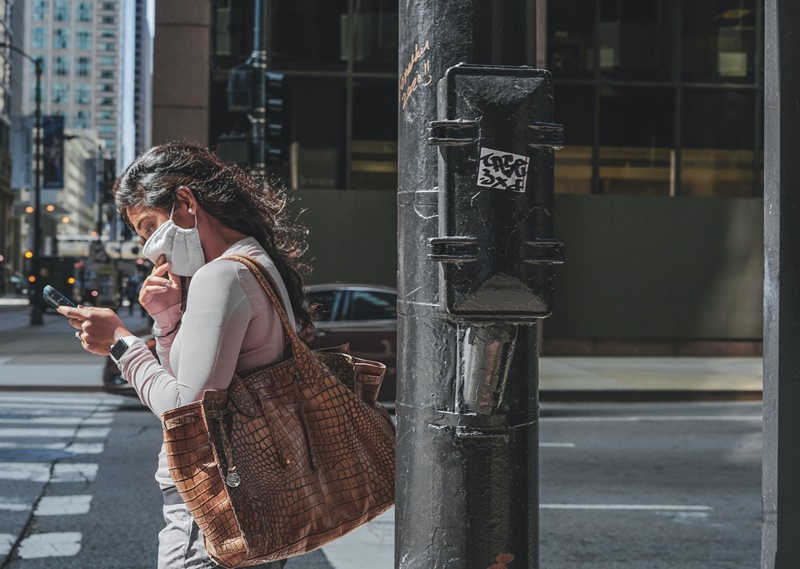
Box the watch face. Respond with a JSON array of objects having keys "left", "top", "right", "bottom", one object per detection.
[{"left": 110, "top": 339, "right": 129, "bottom": 362}]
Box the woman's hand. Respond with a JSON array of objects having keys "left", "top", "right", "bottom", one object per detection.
[
  {"left": 139, "top": 254, "right": 181, "bottom": 315},
  {"left": 57, "top": 305, "right": 130, "bottom": 356}
]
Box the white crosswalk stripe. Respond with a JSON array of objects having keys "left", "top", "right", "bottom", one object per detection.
[{"left": 0, "top": 393, "right": 123, "bottom": 565}]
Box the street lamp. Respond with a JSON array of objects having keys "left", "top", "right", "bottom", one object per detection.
[{"left": 1, "top": 42, "right": 44, "bottom": 325}]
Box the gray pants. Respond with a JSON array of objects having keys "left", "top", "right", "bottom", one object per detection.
[{"left": 158, "top": 501, "right": 288, "bottom": 569}]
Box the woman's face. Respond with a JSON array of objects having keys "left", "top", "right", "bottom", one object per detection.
[
  {"left": 126, "top": 187, "right": 199, "bottom": 246},
  {"left": 127, "top": 205, "right": 170, "bottom": 246}
]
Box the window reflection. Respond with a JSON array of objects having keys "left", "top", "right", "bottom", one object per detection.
[
  {"left": 681, "top": 90, "right": 755, "bottom": 197},
  {"left": 349, "top": 0, "right": 397, "bottom": 73},
  {"left": 682, "top": 0, "right": 756, "bottom": 82},
  {"left": 288, "top": 77, "right": 346, "bottom": 190},
  {"left": 272, "top": 0, "right": 348, "bottom": 71},
  {"left": 554, "top": 86, "right": 594, "bottom": 194},
  {"left": 351, "top": 79, "right": 396, "bottom": 191},
  {"left": 548, "top": 0, "right": 595, "bottom": 79},
  {"left": 597, "top": 0, "right": 677, "bottom": 80},
  {"left": 599, "top": 88, "right": 675, "bottom": 195}
]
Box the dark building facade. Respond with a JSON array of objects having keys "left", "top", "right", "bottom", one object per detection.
[{"left": 153, "top": 0, "right": 764, "bottom": 355}]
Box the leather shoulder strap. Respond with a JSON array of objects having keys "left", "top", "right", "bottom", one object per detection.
[{"left": 220, "top": 254, "right": 300, "bottom": 359}]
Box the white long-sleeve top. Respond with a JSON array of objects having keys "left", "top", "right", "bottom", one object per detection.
[{"left": 117, "top": 236, "right": 296, "bottom": 488}]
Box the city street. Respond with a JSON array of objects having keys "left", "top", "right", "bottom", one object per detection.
[
  {"left": 0, "top": 304, "right": 762, "bottom": 568},
  {"left": 0, "top": 389, "right": 760, "bottom": 568}
]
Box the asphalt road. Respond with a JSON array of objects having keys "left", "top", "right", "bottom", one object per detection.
[
  {"left": 539, "top": 402, "right": 761, "bottom": 568},
  {"left": 0, "top": 390, "right": 761, "bottom": 568}
]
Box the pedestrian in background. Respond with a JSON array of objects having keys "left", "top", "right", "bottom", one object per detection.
[{"left": 57, "top": 142, "right": 312, "bottom": 569}]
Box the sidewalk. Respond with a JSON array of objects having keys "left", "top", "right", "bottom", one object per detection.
[
  {"left": 0, "top": 301, "right": 151, "bottom": 390},
  {"left": 0, "top": 300, "right": 763, "bottom": 397}
]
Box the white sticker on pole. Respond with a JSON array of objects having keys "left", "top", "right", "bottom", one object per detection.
[{"left": 477, "top": 147, "right": 529, "bottom": 192}]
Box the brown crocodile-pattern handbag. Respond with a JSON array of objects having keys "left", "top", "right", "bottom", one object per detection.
[{"left": 160, "top": 254, "right": 396, "bottom": 568}]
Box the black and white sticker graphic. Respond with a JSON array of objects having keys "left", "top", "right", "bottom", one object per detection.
[{"left": 477, "top": 147, "right": 529, "bottom": 192}]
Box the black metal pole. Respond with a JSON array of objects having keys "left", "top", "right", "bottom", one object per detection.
[
  {"left": 30, "top": 56, "right": 43, "bottom": 325},
  {"left": 762, "top": 0, "right": 800, "bottom": 566},
  {"left": 397, "top": 2, "right": 562, "bottom": 568},
  {"left": 248, "top": 0, "right": 269, "bottom": 177}
]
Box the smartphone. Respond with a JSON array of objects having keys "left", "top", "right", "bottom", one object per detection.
[{"left": 43, "top": 285, "right": 77, "bottom": 310}]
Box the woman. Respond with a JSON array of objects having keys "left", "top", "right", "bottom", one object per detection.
[{"left": 59, "top": 142, "right": 311, "bottom": 569}]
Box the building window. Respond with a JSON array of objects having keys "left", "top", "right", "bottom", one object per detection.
[
  {"left": 54, "top": 1, "right": 69, "bottom": 21},
  {"left": 32, "top": 28, "right": 47, "bottom": 49},
  {"left": 98, "top": 124, "right": 114, "bottom": 133},
  {"left": 548, "top": 0, "right": 762, "bottom": 197},
  {"left": 75, "top": 83, "right": 91, "bottom": 104},
  {"left": 99, "top": 56, "right": 115, "bottom": 66},
  {"left": 100, "top": 30, "right": 115, "bottom": 39},
  {"left": 101, "top": 15, "right": 115, "bottom": 24},
  {"left": 76, "top": 56, "right": 91, "bottom": 76},
  {"left": 99, "top": 42, "right": 115, "bottom": 52},
  {"left": 53, "top": 56, "right": 69, "bottom": 76},
  {"left": 77, "top": 2, "right": 92, "bottom": 22},
  {"left": 100, "top": 70, "right": 114, "bottom": 78},
  {"left": 33, "top": 1, "right": 48, "bottom": 20},
  {"left": 74, "top": 110, "right": 90, "bottom": 129},
  {"left": 77, "top": 30, "right": 91, "bottom": 51},
  {"left": 101, "top": 1, "right": 114, "bottom": 9},
  {"left": 99, "top": 83, "right": 114, "bottom": 93},
  {"left": 54, "top": 28, "right": 69, "bottom": 49},
  {"left": 52, "top": 83, "right": 69, "bottom": 104},
  {"left": 98, "top": 110, "right": 113, "bottom": 120},
  {"left": 99, "top": 97, "right": 113, "bottom": 106}
]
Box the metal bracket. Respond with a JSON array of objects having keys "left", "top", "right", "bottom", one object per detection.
[
  {"left": 525, "top": 239, "right": 565, "bottom": 265},
  {"left": 427, "top": 119, "right": 480, "bottom": 147},
  {"left": 427, "top": 237, "right": 479, "bottom": 263},
  {"left": 528, "top": 122, "right": 565, "bottom": 150}
]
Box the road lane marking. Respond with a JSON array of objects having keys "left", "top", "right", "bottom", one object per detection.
[
  {"left": 35, "top": 495, "right": 92, "bottom": 516},
  {"left": 541, "top": 442, "right": 576, "bottom": 448},
  {"left": 0, "top": 463, "right": 98, "bottom": 482},
  {"left": 0, "top": 534, "right": 13, "bottom": 556},
  {"left": 51, "top": 463, "right": 98, "bottom": 483},
  {"left": 0, "top": 402, "right": 119, "bottom": 412},
  {"left": 540, "top": 504, "right": 712, "bottom": 511},
  {"left": 0, "top": 442, "right": 105, "bottom": 454},
  {"left": 0, "top": 427, "right": 110, "bottom": 438},
  {"left": 543, "top": 416, "right": 761, "bottom": 422},
  {"left": 17, "top": 532, "right": 81, "bottom": 558},
  {"left": 0, "top": 501, "right": 29, "bottom": 511},
  {"left": 0, "top": 395, "right": 119, "bottom": 405},
  {"left": 0, "top": 417, "right": 113, "bottom": 425},
  {"left": 64, "top": 442, "right": 105, "bottom": 454}
]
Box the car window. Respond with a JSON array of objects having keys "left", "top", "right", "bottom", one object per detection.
[
  {"left": 307, "top": 290, "right": 338, "bottom": 322},
  {"left": 347, "top": 290, "right": 397, "bottom": 321}
]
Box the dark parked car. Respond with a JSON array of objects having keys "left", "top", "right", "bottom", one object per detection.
[
  {"left": 103, "top": 284, "right": 398, "bottom": 402},
  {"left": 304, "top": 284, "right": 397, "bottom": 402}
]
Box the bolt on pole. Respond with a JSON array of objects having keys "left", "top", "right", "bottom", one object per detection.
[{"left": 396, "top": 1, "right": 563, "bottom": 567}]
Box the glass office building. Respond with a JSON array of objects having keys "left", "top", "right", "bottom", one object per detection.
[{"left": 156, "top": 0, "right": 765, "bottom": 354}]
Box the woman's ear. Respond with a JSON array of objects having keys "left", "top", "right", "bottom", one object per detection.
[{"left": 174, "top": 185, "right": 197, "bottom": 215}]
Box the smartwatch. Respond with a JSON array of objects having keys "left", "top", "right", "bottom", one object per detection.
[{"left": 109, "top": 337, "right": 133, "bottom": 364}]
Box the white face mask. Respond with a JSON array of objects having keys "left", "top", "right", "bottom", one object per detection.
[{"left": 141, "top": 203, "right": 205, "bottom": 276}]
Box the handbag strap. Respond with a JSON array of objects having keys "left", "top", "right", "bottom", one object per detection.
[{"left": 220, "top": 254, "right": 305, "bottom": 363}]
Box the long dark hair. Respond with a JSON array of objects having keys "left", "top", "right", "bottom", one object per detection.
[{"left": 114, "top": 141, "right": 312, "bottom": 330}]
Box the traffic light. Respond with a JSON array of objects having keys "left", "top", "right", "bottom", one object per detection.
[
  {"left": 264, "top": 71, "right": 289, "bottom": 164},
  {"left": 227, "top": 63, "right": 253, "bottom": 112}
]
